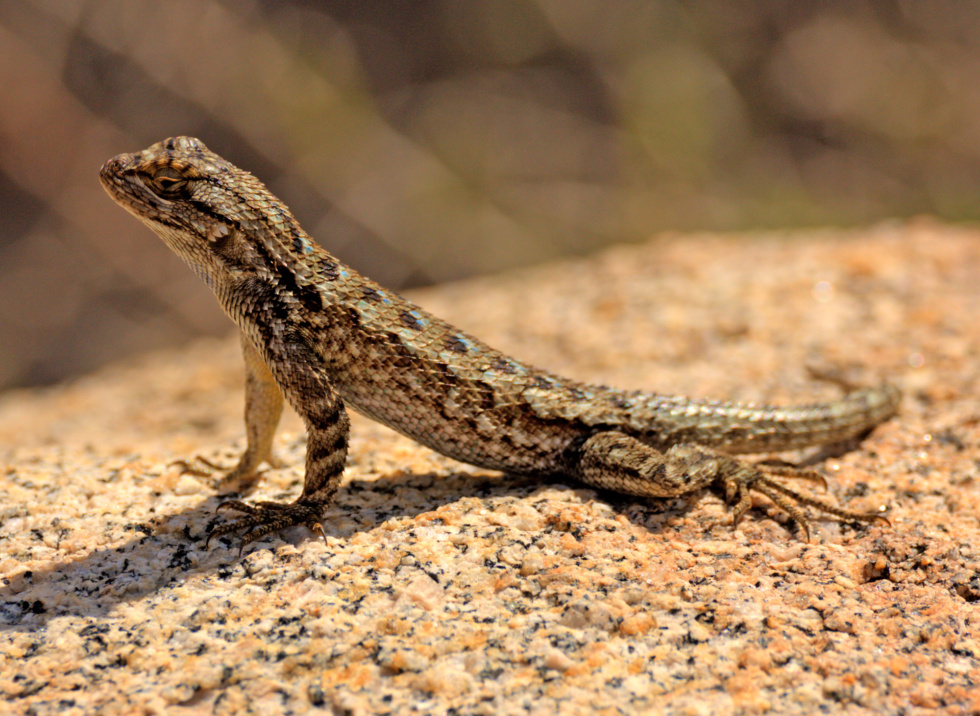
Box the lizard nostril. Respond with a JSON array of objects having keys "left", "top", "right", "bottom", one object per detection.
[{"left": 99, "top": 155, "right": 127, "bottom": 180}]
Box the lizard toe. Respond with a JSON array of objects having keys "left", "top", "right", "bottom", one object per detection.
[{"left": 205, "top": 499, "right": 325, "bottom": 555}]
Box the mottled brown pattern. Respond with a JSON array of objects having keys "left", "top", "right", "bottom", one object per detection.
[{"left": 100, "top": 137, "right": 900, "bottom": 551}]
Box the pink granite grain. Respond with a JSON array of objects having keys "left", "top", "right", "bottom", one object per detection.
[{"left": 1, "top": 222, "right": 979, "bottom": 714}]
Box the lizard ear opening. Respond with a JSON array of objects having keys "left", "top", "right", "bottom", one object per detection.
[{"left": 208, "top": 223, "right": 232, "bottom": 243}]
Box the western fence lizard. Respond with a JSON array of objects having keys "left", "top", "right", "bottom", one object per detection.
[{"left": 100, "top": 137, "right": 900, "bottom": 551}]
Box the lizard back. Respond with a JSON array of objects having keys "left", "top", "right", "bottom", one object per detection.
[{"left": 100, "top": 136, "right": 899, "bottom": 477}]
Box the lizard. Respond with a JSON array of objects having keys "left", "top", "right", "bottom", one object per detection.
[{"left": 99, "top": 136, "right": 900, "bottom": 552}]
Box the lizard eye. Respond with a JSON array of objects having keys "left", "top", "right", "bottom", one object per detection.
[{"left": 147, "top": 168, "right": 190, "bottom": 197}]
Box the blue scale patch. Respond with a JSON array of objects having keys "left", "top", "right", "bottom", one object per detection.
[{"left": 400, "top": 310, "right": 426, "bottom": 330}]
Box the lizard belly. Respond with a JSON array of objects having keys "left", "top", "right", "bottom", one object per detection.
[{"left": 341, "top": 383, "right": 575, "bottom": 476}]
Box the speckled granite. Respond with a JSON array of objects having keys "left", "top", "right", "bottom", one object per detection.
[{"left": 2, "top": 222, "right": 980, "bottom": 714}]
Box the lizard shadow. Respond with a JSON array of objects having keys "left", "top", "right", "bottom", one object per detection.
[{"left": 0, "top": 467, "right": 694, "bottom": 631}]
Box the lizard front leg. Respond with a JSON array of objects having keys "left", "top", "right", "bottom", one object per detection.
[
  {"left": 207, "top": 333, "right": 350, "bottom": 553},
  {"left": 574, "top": 431, "right": 886, "bottom": 539},
  {"left": 177, "top": 334, "right": 284, "bottom": 487},
  {"left": 227, "top": 334, "right": 286, "bottom": 484}
]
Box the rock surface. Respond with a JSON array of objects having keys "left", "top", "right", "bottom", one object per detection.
[{"left": 2, "top": 222, "right": 979, "bottom": 714}]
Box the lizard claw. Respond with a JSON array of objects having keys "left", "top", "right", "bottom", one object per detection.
[
  {"left": 173, "top": 453, "right": 281, "bottom": 493},
  {"left": 205, "top": 499, "right": 327, "bottom": 555},
  {"left": 715, "top": 458, "right": 887, "bottom": 540},
  {"left": 172, "top": 455, "right": 226, "bottom": 478},
  {"left": 738, "top": 467, "right": 887, "bottom": 539}
]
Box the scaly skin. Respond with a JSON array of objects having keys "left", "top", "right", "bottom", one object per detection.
[{"left": 100, "top": 137, "right": 900, "bottom": 551}]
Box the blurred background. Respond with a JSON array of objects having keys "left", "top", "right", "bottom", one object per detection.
[{"left": 2, "top": 0, "right": 979, "bottom": 390}]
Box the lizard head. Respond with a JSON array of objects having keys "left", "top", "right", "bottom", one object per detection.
[{"left": 99, "top": 136, "right": 300, "bottom": 287}]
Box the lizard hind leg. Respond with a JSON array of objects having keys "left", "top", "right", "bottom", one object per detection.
[{"left": 575, "top": 431, "right": 887, "bottom": 539}]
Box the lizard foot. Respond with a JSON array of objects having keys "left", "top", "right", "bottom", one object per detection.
[
  {"left": 577, "top": 434, "right": 889, "bottom": 541},
  {"left": 724, "top": 463, "right": 889, "bottom": 541},
  {"left": 205, "top": 499, "right": 327, "bottom": 555},
  {"left": 172, "top": 453, "right": 284, "bottom": 490},
  {"left": 172, "top": 455, "right": 230, "bottom": 478}
]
